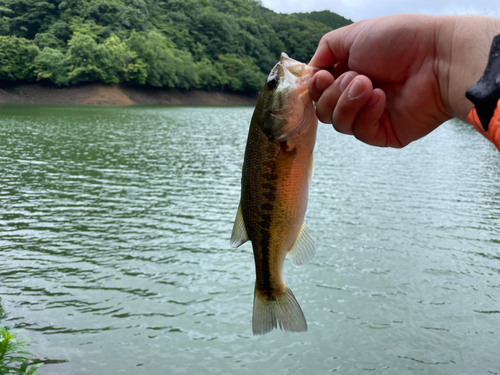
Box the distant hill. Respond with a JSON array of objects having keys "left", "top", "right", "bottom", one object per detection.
[
  {"left": 293, "top": 10, "right": 353, "bottom": 31},
  {"left": 0, "top": 0, "right": 352, "bottom": 92}
]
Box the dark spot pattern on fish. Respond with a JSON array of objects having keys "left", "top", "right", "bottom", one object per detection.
[
  {"left": 256, "top": 167, "right": 277, "bottom": 294},
  {"left": 258, "top": 228, "right": 273, "bottom": 296},
  {"left": 262, "top": 173, "right": 277, "bottom": 181},
  {"left": 262, "top": 159, "right": 275, "bottom": 169},
  {"left": 259, "top": 232, "right": 270, "bottom": 249},
  {"left": 260, "top": 203, "right": 273, "bottom": 211},
  {"left": 263, "top": 192, "right": 276, "bottom": 201},
  {"left": 261, "top": 183, "right": 277, "bottom": 192},
  {"left": 261, "top": 214, "right": 271, "bottom": 222},
  {"left": 259, "top": 220, "right": 271, "bottom": 229}
]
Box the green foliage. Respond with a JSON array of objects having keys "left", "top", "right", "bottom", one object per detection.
[
  {"left": 0, "top": 326, "right": 43, "bottom": 375},
  {"left": 294, "top": 10, "right": 353, "bottom": 31},
  {"left": 65, "top": 32, "right": 113, "bottom": 83},
  {"left": 33, "top": 32, "right": 65, "bottom": 50},
  {"left": 0, "top": 15, "right": 10, "bottom": 35},
  {"left": 126, "top": 30, "right": 197, "bottom": 88},
  {"left": 0, "top": 301, "right": 42, "bottom": 375},
  {"left": 195, "top": 57, "right": 226, "bottom": 90},
  {"left": 34, "top": 47, "right": 69, "bottom": 85},
  {"left": 0, "top": 35, "right": 39, "bottom": 81},
  {"left": 0, "top": 0, "right": 352, "bottom": 91},
  {"left": 104, "top": 33, "right": 147, "bottom": 84},
  {"left": 0, "top": 0, "right": 58, "bottom": 39},
  {"left": 217, "top": 53, "right": 265, "bottom": 91}
]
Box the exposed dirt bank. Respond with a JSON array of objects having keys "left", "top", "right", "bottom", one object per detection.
[{"left": 0, "top": 83, "right": 258, "bottom": 106}]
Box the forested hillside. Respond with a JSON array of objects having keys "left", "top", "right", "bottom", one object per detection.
[{"left": 0, "top": 0, "right": 351, "bottom": 92}]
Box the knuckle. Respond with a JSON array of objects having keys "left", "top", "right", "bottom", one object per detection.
[
  {"left": 317, "top": 110, "right": 332, "bottom": 124},
  {"left": 331, "top": 116, "right": 353, "bottom": 135}
]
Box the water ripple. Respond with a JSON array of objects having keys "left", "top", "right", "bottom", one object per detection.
[{"left": 1, "top": 107, "right": 500, "bottom": 374}]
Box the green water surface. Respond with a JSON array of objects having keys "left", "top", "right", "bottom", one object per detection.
[{"left": 1, "top": 105, "right": 499, "bottom": 374}]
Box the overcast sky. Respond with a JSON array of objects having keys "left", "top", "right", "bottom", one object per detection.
[{"left": 261, "top": 0, "right": 500, "bottom": 22}]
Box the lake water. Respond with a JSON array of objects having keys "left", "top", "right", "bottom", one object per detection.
[{"left": 1, "top": 105, "right": 500, "bottom": 374}]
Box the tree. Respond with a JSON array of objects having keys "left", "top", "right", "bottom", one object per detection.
[
  {"left": 34, "top": 32, "right": 64, "bottom": 50},
  {"left": 126, "top": 30, "right": 197, "bottom": 88},
  {"left": 0, "top": 35, "right": 39, "bottom": 81},
  {"left": 34, "top": 47, "right": 69, "bottom": 85},
  {"left": 65, "top": 33, "right": 113, "bottom": 83},
  {"left": 195, "top": 57, "right": 226, "bottom": 90},
  {"left": 0, "top": 0, "right": 59, "bottom": 39},
  {"left": 0, "top": 0, "right": 352, "bottom": 92},
  {"left": 218, "top": 53, "right": 265, "bottom": 92},
  {"left": 103, "top": 33, "right": 147, "bottom": 84}
]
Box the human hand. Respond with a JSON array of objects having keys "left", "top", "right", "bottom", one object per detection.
[{"left": 308, "top": 14, "right": 500, "bottom": 147}]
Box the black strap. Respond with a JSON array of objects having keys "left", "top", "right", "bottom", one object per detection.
[{"left": 466, "top": 35, "right": 500, "bottom": 131}]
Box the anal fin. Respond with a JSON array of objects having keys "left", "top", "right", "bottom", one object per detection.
[{"left": 287, "top": 222, "right": 315, "bottom": 266}]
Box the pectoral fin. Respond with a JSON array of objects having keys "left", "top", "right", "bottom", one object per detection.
[
  {"left": 288, "top": 222, "right": 315, "bottom": 266},
  {"left": 230, "top": 202, "right": 249, "bottom": 248}
]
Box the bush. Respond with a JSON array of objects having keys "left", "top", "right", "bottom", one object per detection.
[{"left": 0, "top": 300, "right": 42, "bottom": 375}]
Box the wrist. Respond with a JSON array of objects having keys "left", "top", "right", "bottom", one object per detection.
[{"left": 435, "top": 15, "right": 500, "bottom": 122}]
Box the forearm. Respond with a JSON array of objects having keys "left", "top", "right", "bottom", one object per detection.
[{"left": 435, "top": 15, "right": 500, "bottom": 122}]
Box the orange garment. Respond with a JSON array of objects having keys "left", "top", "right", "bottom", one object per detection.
[{"left": 468, "top": 99, "right": 500, "bottom": 152}]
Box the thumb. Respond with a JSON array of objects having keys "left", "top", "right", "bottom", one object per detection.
[{"left": 309, "top": 25, "right": 353, "bottom": 68}]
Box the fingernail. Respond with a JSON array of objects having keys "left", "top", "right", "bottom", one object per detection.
[
  {"left": 339, "top": 73, "right": 355, "bottom": 91},
  {"left": 315, "top": 74, "right": 329, "bottom": 91},
  {"left": 347, "top": 79, "right": 364, "bottom": 98}
]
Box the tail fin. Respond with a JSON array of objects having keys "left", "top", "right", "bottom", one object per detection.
[{"left": 252, "top": 286, "right": 307, "bottom": 335}]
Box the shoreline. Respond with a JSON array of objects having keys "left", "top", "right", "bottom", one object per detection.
[{"left": 0, "top": 83, "right": 259, "bottom": 106}]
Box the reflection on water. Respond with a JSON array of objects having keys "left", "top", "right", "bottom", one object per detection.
[{"left": 1, "top": 105, "right": 500, "bottom": 374}]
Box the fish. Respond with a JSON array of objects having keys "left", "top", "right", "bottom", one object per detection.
[{"left": 230, "top": 53, "right": 318, "bottom": 335}]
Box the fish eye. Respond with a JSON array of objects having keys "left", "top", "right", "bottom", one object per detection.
[{"left": 267, "top": 77, "right": 279, "bottom": 90}]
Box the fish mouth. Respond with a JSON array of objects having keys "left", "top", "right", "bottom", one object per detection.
[
  {"left": 268, "top": 62, "right": 279, "bottom": 79},
  {"left": 266, "top": 53, "right": 306, "bottom": 89},
  {"left": 280, "top": 53, "right": 320, "bottom": 78},
  {"left": 280, "top": 53, "right": 305, "bottom": 77},
  {"left": 266, "top": 53, "right": 319, "bottom": 93}
]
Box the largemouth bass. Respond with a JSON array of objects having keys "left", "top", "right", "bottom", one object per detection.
[{"left": 230, "top": 53, "right": 318, "bottom": 335}]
